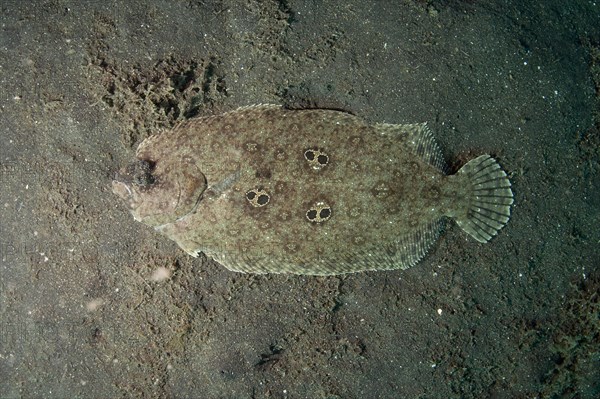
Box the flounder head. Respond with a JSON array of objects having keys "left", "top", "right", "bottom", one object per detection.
[{"left": 112, "top": 157, "right": 206, "bottom": 227}]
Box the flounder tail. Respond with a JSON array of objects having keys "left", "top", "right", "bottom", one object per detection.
[{"left": 455, "top": 155, "right": 514, "bottom": 242}]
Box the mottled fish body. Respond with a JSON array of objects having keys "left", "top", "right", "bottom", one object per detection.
[{"left": 112, "top": 105, "right": 513, "bottom": 275}]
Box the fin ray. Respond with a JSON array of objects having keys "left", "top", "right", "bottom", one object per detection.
[
  {"left": 375, "top": 123, "right": 447, "bottom": 173},
  {"left": 455, "top": 154, "right": 514, "bottom": 242}
]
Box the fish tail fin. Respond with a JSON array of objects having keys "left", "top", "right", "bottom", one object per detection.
[{"left": 455, "top": 155, "right": 514, "bottom": 242}]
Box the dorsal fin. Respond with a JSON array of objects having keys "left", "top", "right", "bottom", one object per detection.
[{"left": 375, "top": 122, "right": 447, "bottom": 173}]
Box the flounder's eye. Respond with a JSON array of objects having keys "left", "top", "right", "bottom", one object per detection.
[
  {"left": 131, "top": 160, "right": 156, "bottom": 187},
  {"left": 116, "top": 159, "right": 157, "bottom": 188}
]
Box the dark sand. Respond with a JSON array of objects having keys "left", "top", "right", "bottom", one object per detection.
[{"left": 1, "top": 1, "right": 599, "bottom": 398}]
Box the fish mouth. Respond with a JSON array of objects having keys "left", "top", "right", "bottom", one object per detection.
[{"left": 111, "top": 179, "right": 134, "bottom": 207}]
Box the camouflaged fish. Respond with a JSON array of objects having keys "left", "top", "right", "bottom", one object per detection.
[{"left": 112, "top": 105, "right": 514, "bottom": 275}]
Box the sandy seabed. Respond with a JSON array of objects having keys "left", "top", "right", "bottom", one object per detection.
[{"left": 0, "top": 1, "right": 599, "bottom": 398}]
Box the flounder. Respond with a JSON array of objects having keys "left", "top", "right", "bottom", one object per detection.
[{"left": 112, "top": 105, "right": 514, "bottom": 275}]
